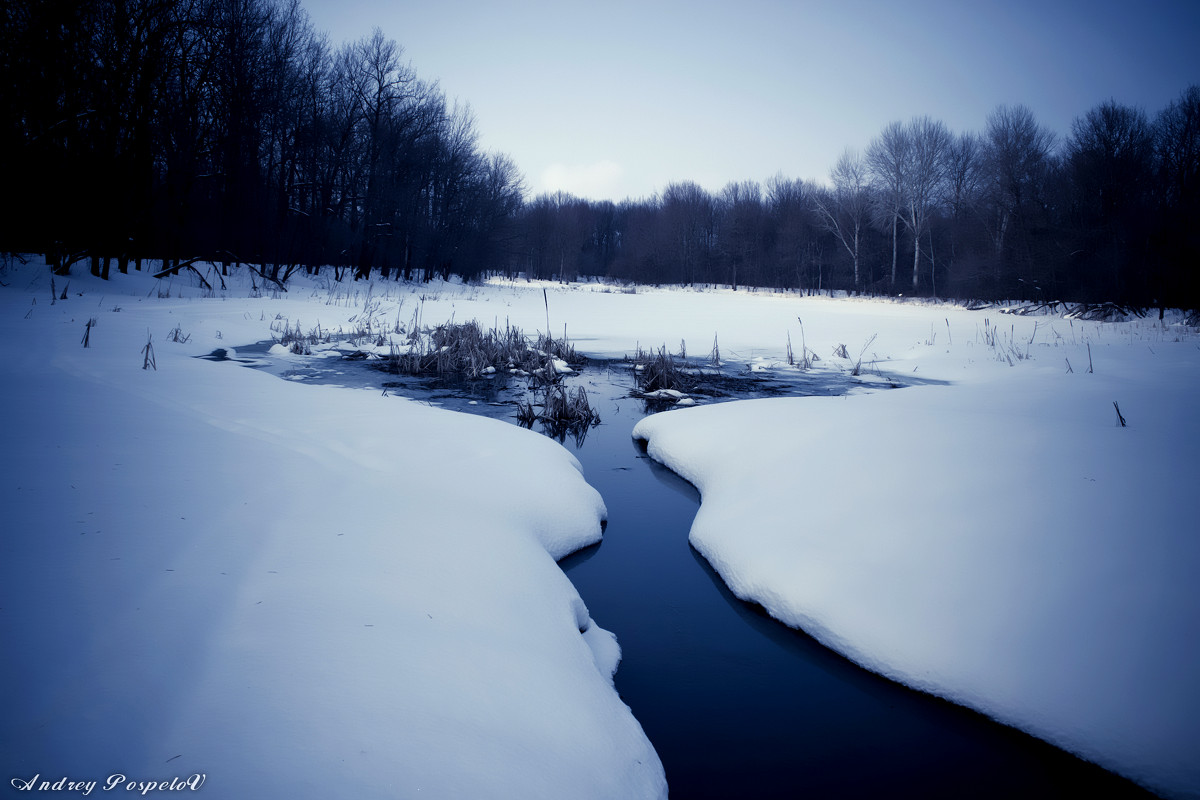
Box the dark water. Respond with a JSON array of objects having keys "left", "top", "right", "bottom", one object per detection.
[{"left": 231, "top": 347, "right": 1157, "bottom": 799}]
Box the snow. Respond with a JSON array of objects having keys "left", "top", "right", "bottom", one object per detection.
[
  {"left": 634, "top": 322, "right": 1200, "bottom": 798},
  {"left": 4, "top": 260, "right": 1197, "bottom": 798},
  {"left": 0, "top": 262, "right": 666, "bottom": 799},
  {"left": 640, "top": 389, "right": 685, "bottom": 401}
]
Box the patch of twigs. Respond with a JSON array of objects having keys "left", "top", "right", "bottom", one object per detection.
[
  {"left": 383, "top": 320, "right": 579, "bottom": 382},
  {"left": 516, "top": 383, "right": 600, "bottom": 444},
  {"left": 631, "top": 346, "right": 692, "bottom": 394},
  {"left": 141, "top": 331, "right": 156, "bottom": 370},
  {"left": 1066, "top": 302, "right": 1146, "bottom": 322}
]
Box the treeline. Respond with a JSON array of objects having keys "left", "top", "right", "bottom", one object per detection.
[
  {"left": 0, "top": 0, "right": 523, "bottom": 282},
  {"left": 512, "top": 94, "right": 1200, "bottom": 308},
  {"left": 2, "top": 0, "right": 1197, "bottom": 308}
]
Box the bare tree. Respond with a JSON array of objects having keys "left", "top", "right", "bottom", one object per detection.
[
  {"left": 900, "top": 116, "right": 951, "bottom": 291},
  {"left": 1155, "top": 86, "right": 1200, "bottom": 201},
  {"left": 520, "top": 192, "right": 592, "bottom": 281},
  {"left": 982, "top": 104, "right": 1057, "bottom": 282},
  {"left": 938, "top": 132, "right": 986, "bottom": 292},
  {"left": 469, "top": 152, "right": 526, "bottom": 278},
  {"left": 1065, "top": 100, "right": 1156, "bottom": 301},
  {"left": 661, "top": 181, "right": 715, "bottom": 286},
  {"left": 1153, "top": 85, "right": 1200, "bottom": 307},
  {"left": 352, "top": 28, "right": 415, "bottom": 277},
  {"left": 717, "top": 181, "right": 765, "bottom": 291},
  {"left": 814, "top": 149, "right": 870, "bottom": 290},
  {"left": 866, "top": 121, "right": 909, "bottom": 286},
  {"left": 765, "top": 174, "right": 814, "bottom": 290}
]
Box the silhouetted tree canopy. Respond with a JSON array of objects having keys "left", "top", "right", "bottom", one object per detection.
[
  {"left": 509, "top": 91, "right": 1199, "bottom": 309},
  {"left": 0, "top": 0, "right": 1196, "bottom": 308},
  {"left": 0, "top": 0, "right": 523, "bottom": 282}
]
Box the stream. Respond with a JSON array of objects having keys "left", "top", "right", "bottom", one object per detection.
[{"left": 227, "top": 345, "right": 1155, "bottom": 799}]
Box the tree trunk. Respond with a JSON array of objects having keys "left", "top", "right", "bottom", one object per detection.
[
  {"left": 852, "top": 226, "right": 860, "bottom": 289},
  {"left": 929, "top": 227, "right": 937, "bottom": 297},
  {"left": 890, "top": 214, "right": 898, "bottom": 284},
  {"left": 912, "top": 225, "right": 920, "bottom": 290}
]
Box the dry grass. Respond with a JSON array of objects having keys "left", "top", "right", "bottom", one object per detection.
[
  {"left": 542, "top": 384, "right": 601, "bottom": 428},
  {"left": 516, "top": 383, "right": 601, "bottom": 441},
  {"left": 850, "top": 333, "right": 878, "bottom": 376},
  {"left": 536, "top": 330, "right": 577, "bottom": 363},
  {"left": 631, "top": 346, "right": 691, "bottom": 394},
  {"left": 271, "top": 317, "right": 330, "bottom": 353},
  {"left": 381, "top": 319, "right": 584, "bottom": 385}
]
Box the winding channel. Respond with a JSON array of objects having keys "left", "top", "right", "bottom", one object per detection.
[{"left": 240, "top": 349, "right": 1156, "bottom": 799}]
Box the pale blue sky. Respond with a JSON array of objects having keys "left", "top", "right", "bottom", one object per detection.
[{"left": 302, "top": 0, "right": 1199, "bottom": 202}]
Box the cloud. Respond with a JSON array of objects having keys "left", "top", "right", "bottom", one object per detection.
[{"left": 538, "top": 160, "right": 624, "bottom": 201}]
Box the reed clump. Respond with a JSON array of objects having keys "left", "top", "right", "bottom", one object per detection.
[
  {"left": 271, "top": 317, "right": 332, "bottom": 354},
  {"left": 516, "top": 383, "right": 601, "bottom": 440},
  {"left": 631, "top": 346, "right": 691, "bottom": 394},
  {"left": 382, "top": 320, "right": 578, "bottom": 381},
  {"left": 542, "top": 384, "right": 601, "bottom": 429},
  {"left": 536, "top": 330, "right": 577, "bottom": 363}
]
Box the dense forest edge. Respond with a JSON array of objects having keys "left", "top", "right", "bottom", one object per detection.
[{"left": 2, "top": 0, "right": 1197, "bottom": 312}]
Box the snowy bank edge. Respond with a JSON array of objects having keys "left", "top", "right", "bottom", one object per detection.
[
  {"left": 631, "top": 391, "right": 1200, "bottom": 800},
  {"left": 0, "top": 268, "right": 667, "bottom": 800}
]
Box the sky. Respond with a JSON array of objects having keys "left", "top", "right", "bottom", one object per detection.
[{"left": 301, "top": 0, "right": 1200, "bottom": 203}]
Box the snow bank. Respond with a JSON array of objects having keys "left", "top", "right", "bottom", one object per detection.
[
  {"left": 7, "top": 259, "right": 1196, "bottom": 798},
  {"left": 633, "top": 344, "right": 1200, "bottom": 798},
  {"left": 0, "top": 263, "right": 665, "bottom": 799}
]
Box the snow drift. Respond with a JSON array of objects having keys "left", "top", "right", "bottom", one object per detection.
[
  {"left": 0, "top": 264, "right": 666, "bottom": 799},
  {"left": 633, "top": 346, "right": 1200, "bottom": 799}
]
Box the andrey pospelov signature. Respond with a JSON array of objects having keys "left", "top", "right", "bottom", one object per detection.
[{"left": 10, "top": 773, "right": 206, "bottom": 795}]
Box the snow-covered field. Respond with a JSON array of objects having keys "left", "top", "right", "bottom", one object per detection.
[
  {"left": 0, "top": 262, "right": 664, "bottom": 799},
  {"left": 2, "top": 258, "right": 1197, "bottom": 798}
]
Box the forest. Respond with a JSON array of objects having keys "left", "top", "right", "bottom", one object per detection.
[{"left": 2, "top": 0, "right": 1197, "bottom": 308}]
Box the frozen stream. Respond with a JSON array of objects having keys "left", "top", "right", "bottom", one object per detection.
[{"left": 233, "top": 346, "right": 1155, "bottom": 799}]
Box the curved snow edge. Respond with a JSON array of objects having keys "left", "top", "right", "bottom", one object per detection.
[{"left": 632, "top": 390, "right": 1200, "bottom": 800}]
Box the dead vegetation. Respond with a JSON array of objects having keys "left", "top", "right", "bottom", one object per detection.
[
  {"left": 631, "top": 346, "right": 692, "bottom": 395},
  {"left": 141, "top": 331, "right": 156, "bottom": 370},
  {"left": 788, "top": 318, "right": 819, "bottom": 370},
  {"left": 381, "top": 320, "right": 580, "bottom": 383},
  {"left": 850, "top": 334, "right": 878, "bottom": 376},
  {"left": 516, "top": 383, "right": 601, "bottom": 442},
  {"left": 370, "top": 318, "right": 601, "bottom": 435},
  {"left": 270, "top": 316, "right": 327, "bottom": 354}
]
